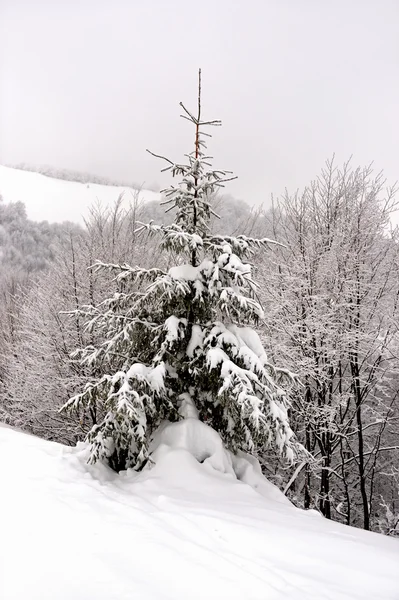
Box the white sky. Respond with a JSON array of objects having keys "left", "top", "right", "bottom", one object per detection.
[{"left": 1, "top": 0, "right": 399, "bottom": 219}]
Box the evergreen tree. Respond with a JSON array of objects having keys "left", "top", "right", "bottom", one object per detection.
[{"left": 62, "top": 71, "right": 296, "bottom": 471}]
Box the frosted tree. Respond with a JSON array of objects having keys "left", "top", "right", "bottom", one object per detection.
[
  {"left": 4, "top": 197, "right": 158, "bottom": 443},
  {"left": 259, "top": 160, "right": 399, "bottom": 530},
  {"left": 62, "top": 71, "right": 296, "bottom": 471}
]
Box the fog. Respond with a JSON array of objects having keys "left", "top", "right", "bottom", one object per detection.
[{"left": 1, "top": 0, "right": 399, "bottom": 217}]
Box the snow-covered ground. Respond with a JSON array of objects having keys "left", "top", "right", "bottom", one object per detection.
[
  {"left": 0, "top": 165, "right": 160, "bottom": 223},
  {"left": 0, "top": 423, "right": 398, "bottom": 600}
]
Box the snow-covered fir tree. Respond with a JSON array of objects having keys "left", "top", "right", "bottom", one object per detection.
[{"left": 62, "top": 71, "right": 296, "bottom": 471}]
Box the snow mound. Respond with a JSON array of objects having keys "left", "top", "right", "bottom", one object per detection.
[
  {"left": 149, "top": 419, "right": 291, "bottom": 506},
  {"left": 150, "top": 418, "right": 236, "bottom": 476},
  {"left": 0, "top": 165, "right": 160, "bottom": 223},
  {"left": 0, "top": 424, "right": 398, "bottom": 600}
]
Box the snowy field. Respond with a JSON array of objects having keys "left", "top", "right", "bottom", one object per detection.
[
  {"left": 0, "top": 423, "right": 398, "bottom": 600},
  {"left": 0, "top": 165, "right": 160, "bottom": 223}
]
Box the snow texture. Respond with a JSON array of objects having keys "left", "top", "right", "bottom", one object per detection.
[
  {"left": 1, "top": 423, "right": 398, "bottom": 600},
  {"left": 126, "top": 362, "right": 166, "bottom": 393},
  {"left": 168, "top": 264, "right": 199, "bottom": 281},
  {"left": 227, "top": 324, "right": 268, "bottom": 364},
  {"left": 177, "top": 393, "right": 199, "bottom": 419}
]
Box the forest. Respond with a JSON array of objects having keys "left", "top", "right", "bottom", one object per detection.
[{"left": 1, "top": 154, "right": 398, "bottom": 538}]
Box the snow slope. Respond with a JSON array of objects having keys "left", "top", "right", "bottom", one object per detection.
[
  {"left": 0, "top": 423, "right": 398, "bottom": 600},
  {"left": 0, "top": 165, "right": 160, "bottom": 223}
]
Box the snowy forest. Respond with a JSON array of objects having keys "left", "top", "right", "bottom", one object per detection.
[{"left": 1, "top": 87, "right": 399, "bottom": 541}]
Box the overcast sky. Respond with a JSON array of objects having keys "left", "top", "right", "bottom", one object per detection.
[{"left": 1, "top": 0, "right": 399, "bottom": 216}]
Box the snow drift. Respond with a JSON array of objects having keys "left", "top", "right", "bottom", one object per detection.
[{"left": 0, "top": 422, "right": 398, "bottom": 600}]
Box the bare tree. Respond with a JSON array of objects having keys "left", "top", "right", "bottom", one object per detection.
[{"left": 259, "top": 159, "right": 399, "bottom": 531}]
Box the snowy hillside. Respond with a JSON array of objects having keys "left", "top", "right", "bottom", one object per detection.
[
  {"left": 0, "top": 165, "right": 160, "bottom": 223},
  {"left": 1, "top": 424, "right": 398, "bottom": 600}
]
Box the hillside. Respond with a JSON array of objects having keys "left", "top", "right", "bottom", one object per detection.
[
  {"left": 1, "top": 423, "right": 398, "bottom": 600},
  {"left": 6, "top": 163, "right": 148, "bottom": 189},
  {"left": 0, "top": 165, "right": 160, "bottom": 223}
]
